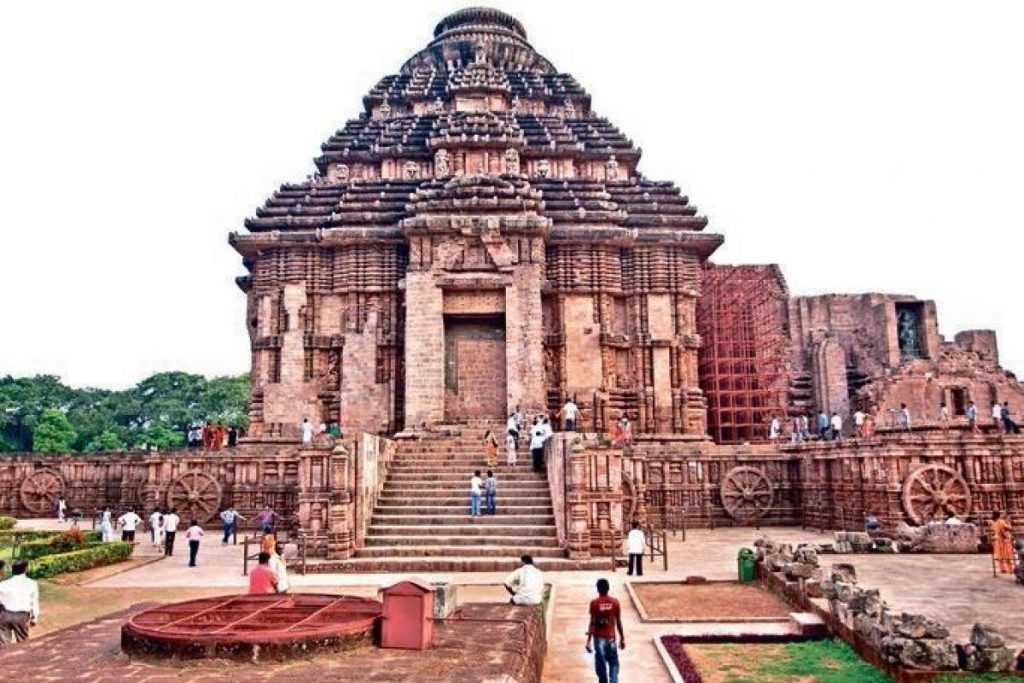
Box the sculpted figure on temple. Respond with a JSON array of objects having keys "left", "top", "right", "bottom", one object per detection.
[
  {"left": 564, "top": 98, "right": 576, "bottom": 119},
  {"left": 504, "top": 148, "right": 521, "bottom": 175},
  {"left": 433, "top": 97, "right": 445, "bottom": 113},
  {"left": 434, "top": 149, "right": 451, "bottom": 177},
  {"left": 535, "top": 158, "right": 551, "bottom": 178},
  {"left": 511, "top": 95, "right": 521, "bottom": 114},
  {"left": 605, "top": 155, "right": 620, "bottom": 180},
  {"left": 379, "top": 100, "right": 392, "bottom": 119},
  {"left": 898, "top": 309, "right": 921, "bottom": 357},
  {"left": 404, "top": 160, "right": 420, "bottom": 179},
  {"left": 335, "top": 164, "right": 350, "bottom": 182}
]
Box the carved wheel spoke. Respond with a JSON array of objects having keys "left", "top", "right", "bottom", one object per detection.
[
  {"left": 721, "top": 466, "right": 775, "bottom": 521},
  {"left": 902, "top": 464, "right": 972, "bottom": 525},
  {"left": 19, "top": 470, "right": 66, "bottom": 516},
  {"left": 166, "top": 470, "right": 223, "bottom": 523}
]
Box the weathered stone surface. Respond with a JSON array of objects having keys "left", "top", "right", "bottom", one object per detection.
[
  {"left": 890, "top": 613, "right": 950, "bottom": 640},
  {"left": 971, "top": 623, "right": 1007, "bottom": 649},
  {"left": 880, "top": 635, "right": 959, "bottom": 670}
]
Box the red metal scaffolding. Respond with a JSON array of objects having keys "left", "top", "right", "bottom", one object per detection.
[{"left": 697, "top": 264, "right": 791, "bottom": 444}]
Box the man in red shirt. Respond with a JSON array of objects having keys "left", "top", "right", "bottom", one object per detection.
[
  {"left": 248, "top": 552, "right": 279, "bottom": 594},
  {"left": 585, "top": 578, "right": 625, "bottom": 683}
]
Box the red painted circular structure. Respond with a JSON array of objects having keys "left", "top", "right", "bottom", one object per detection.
[{"left": 121, "top": 593, "right": 382, "bottom": 661}]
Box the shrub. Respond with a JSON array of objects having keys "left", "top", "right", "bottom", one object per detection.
[
  {"left": 27, "top": 542, "right": 134, "bottom": 579},
  {"left": 17, "top": 529, "right": 94, "bottom": 560},
  {"left": 0, "top": 529, "right": 100, "bottom": 550},
  {"left": 0, "top": 516, "right": 15, "bottom": 531}
]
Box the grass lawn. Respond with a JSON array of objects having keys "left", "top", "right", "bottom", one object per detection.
[
  {"left": 936, "top": 676, "right": 1022, "bottom": 682},
  {"left": 685, "top": 640, "right": 892, "bottom": 683}
]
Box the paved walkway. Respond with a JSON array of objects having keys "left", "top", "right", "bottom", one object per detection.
[{"left": 12, "top": 522, "right": 1024, "bottom": 681}]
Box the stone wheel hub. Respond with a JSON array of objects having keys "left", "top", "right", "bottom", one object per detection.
[{"left": 720, "top": 466, "right": 775, "bottom": 521}]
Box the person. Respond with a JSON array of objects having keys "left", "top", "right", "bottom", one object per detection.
[
  {"left": 768, "top": 415, "right": 781, "bottom": 443},
  {"left": 514, "top": 405, "right": 525, "bottom": 444},
  {"left": 484, "top": 470, "right": 497, "bottom": 516},
  {"left": 483, "top": 430, "right": 499, "bottom": 468},
  {"left": 99, "top": 506, "right": 115, "bottom": 542},
  {"left": 148, "top": 508, "right": 163, "bottom": 551},
  {"left": 256, "top": 506, "right": 278, "bottom": 535},
  {"left": 56, "top": 496, "right": 66, "bottom": 523},
  {"left": 469, "top": 470, "right": 483, "bottom": 518},
  {"left": 270, "top": 541, "right": 290, "bottom": 594},
  {"left": 541, "top": 415, "right": 554, "bottom": 441},
  {"left": 585, "top": 578, "right": 625, "bottom": 683},
  {"left": 248, "top": 552, "right": 279, "bottom": 594},
  {"left": 184, "top": 519, "right": 203, "bottom": 568},
  {"left": 561, "top": 396, "right": 580, "bottom": 432},
  {"left": 1001, "top": 401, "right": 1019, "bottom": 434},
  {"left": 900, "top": 403, "right": 912, "bottom": 431},
  {"left": 227, "top": 426, "right": 238, "bottom": 448},
  {"left": 853, "top": 409, "right": 866, "bottom": 438},
  {"left": 864, "top": 512, "right": 881, "bottom": 532},
  {"left": 202, "top": 422, "right": 214, "bottom": 450},
  {"left": 220, "top": 506, "right": 245, "bottom": 545},
  {"left": 863, "top": 410, "right": 877, "bottom": 438},
  {"left": 506, "top": 431, "right": 517, "bottom": 466},
  {"left": 989, "top": 511, "right": 1015, "bottom": 574},
  {"left": 504, "top": 555, "right": 544, "bottom": 605},
  {"left": 530, "top": 418, "right": 547, "bottom": 473},
  {"left": 992, "top": 401, "right": 1004, "bottom": 433},
  {"left": 945, "top": 513, "right": 963, "bottom": 526},
  {"left": 0, "top": 561, "right": 39, "bottom": 647},
  {"left": 967, "top": 400, "right": 979, "bottom": 434},
  {"left": 163, "top": 508, "right": 181, "bottom": 557},
  {"left": 507, "top": 413, "right": 520, "bottom": 446},
  {"left": 789, "top": 416, "right": 802, "bottom": 444},
  {"left": 260, "top": 532, "right": 277, "bottom": 557},
  {"left": 830, "top": 412, "right": 843, "bottom": 441},
  {"left": 117, "top": 508, "right": 142, "bottom": 543},
  {"left": 301, "top": 417, "right": 314, "bottom": 445},
  {"left": 625, "top": 521, "right": 646, "bottom": 577},
  {"left": 618, "top": 416, "right": 633, "bottom": 446},
  {"left": 939, "top": 402, "right": 950, "bottom": 434},
  {"left": 817, "top": 411, "right": 829, "bottom": 440}
]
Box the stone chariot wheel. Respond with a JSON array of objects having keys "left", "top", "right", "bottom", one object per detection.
[
  {"left": 720, "top": 466, "right": 774, "bottom": 521},
  {"left": 19, "top": 469, "right": 65, "bottom": 516},
  {"left": 166, "top": 470, "right": 223, "bottom": 523},
  {"left": 902, "top": 464, "right": 972, "bottom": 525}
]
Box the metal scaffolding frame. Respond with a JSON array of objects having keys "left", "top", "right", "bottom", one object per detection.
[{"left": 697, "top": 264, "right": 790, "bottom": 444}]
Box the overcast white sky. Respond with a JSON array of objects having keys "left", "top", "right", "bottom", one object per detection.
[{"left": 2, "top": 1, "right": 1022, "bottom": 389}]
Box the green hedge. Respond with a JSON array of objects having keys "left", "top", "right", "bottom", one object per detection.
[
  {"left": 0, "top": 529, "right": 100, "bottom": 549},
  {"left": 27, "top": 542, "right": 134, "bottom": 579},
  {"left": 0, "top": 516, "right": 15, "bottom": 531},
  {"left": 18, "top": 537, "right": 102, "bottom": 560}
]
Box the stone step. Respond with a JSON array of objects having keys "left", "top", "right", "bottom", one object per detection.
[
  {"left": 383, "top": 482, "right": 550, "bottom": 492},
  {"left": 374, "top": 504, "right": 554, "bottom": 516},
  {"left": 368, "top": 524, "right": 557, "bottom": 538},
  {"left": 355, "top": 545, "right": 566, "bottom": 558},
  {"left": 377, "top": 496, "right": 552, "bottom": 507},
  {"left": 306, "top": 556, "right": 612, "bottom": 574},
  {"left": 386, "top": 471, "right": 546, "bottom": 480},
  {"left": 371, "top": 513, "right": 555, "bottom": 526},
  {"left": 387, "top": 462, "right": 532, "bottom": 470},
  {"left": 363, "top": 534, "right": 561, "bottom": 548}
]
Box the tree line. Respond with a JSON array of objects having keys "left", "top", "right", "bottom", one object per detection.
[{"left": 0, "top": 372, "right": 249, "bottom": 453}]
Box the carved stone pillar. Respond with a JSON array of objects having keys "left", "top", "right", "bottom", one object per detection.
[
  {"left": 326, "top": 445, "right": 353, "bottom": 560},
  {"left": 566, "top": 437, "right": 591, "bottom": 559}
]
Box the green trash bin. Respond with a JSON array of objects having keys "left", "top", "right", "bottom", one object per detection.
[{"left": 737, "top": 547, "right": 756, "bottom": 582}]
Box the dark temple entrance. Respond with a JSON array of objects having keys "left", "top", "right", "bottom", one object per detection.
[{"left": 444, "top": 315, "right": 507, "bottom": 422}]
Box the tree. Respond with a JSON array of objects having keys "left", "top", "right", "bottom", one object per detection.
[
  {"left": 84, "top": 430, "right": 124, "bottom": 452},
  {"left": 133, "top": 422, "right": 184, "bottom": 450},
  {"left": 33, "top": 408, "right": 78, "bottom": 453}
]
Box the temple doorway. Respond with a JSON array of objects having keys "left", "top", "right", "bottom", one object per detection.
[{"left": 444, "top": 315, "right": 507, "bottom": 422}]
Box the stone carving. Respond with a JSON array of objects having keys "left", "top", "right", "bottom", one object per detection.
[
  {"left": 433, "top": 97, "right": 445, "bottom": 113},
  {"left": 334, "top": 164, "right": 350, "bottom": 182},
  {"left": 720, "top": 466, "right": 774, "bottom": 520},
  {"left": 893, "top": 521, "right": 980, "bottom": 553},
  {"left": 605, "top": 154, "right": 620, "bottom": 180},
  {"left": 534, "top": 158, "right": 550, "bottom": 178},
  {"left": 901, "top": 464, "right": 971, "bottom": 525},
  {"left": 379, "top": 100, "right": 392, "bottom": 119},
  {"left": 898, "top": 307, "right": 922, "bottom": 358},
  {"left": 564, "top": 98, "right": 576, "bottom": 119},
  {"left": 403, "top": 160, "right": 420, "bottom": 179},
  {"left": 166, "top": 470, "right": 223, "bottom": 524},
  {"left": 511, "top": 95, "right": 521, "bottom": 114},
  {"left": 434, "top": 149, "right": 451, "bottom": 177},
  {"left": 19, "top": 469, "right": 65, "bottom": 516},
  {"left": 504, "top": 148, "right": 520, "bottom": 175}
]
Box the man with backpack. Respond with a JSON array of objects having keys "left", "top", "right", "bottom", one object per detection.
[{"left": 585, "top": 578, "right": 625, "bottom": 683}]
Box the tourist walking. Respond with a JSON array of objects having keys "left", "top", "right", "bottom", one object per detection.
[
  {"left": 0, "top": 561, "right": 39, "bottom": 647},
  {"left": 248, "top": 553, "right": 279, "bottom": 594},
  {"left": 504, "top": 555, "right": 544, "bottom": 605},
  {"left": 989, "top": 510, "right": 1015, "bottom": 575},
  {"left": 270, "top": 541, "right": 290, "bottom": 594},
  {"left": 585, "top": 578, "right": 625, "bottom": 683},
  {"left": 853, "top": 409, "right": 865, "bottom": 438},
  {"left": 148, "top": 508, "right": 164, "bottom": 551},
  {"left": 256, "top": 505, "right": 279, "bottom": 535},
  {"left": 507, "top": 412, "right": 520, "bottom": 446},
  {"left": 99, "top": 506, "right": 115, "bottom": 542},
  {"left": 561, "top": 396, "right": 580, "bottom": 432},
  {"left": 485, "top": 470, "right": 497, "bottom": 515},
  {"left": 184, "top": 519, "right": 203, "bottom": 568},
  {"left": 790, "top": 415, "right": 802, "bottom": 444},
  {"left": 219, "top": 506, "right": 245, "bottom": 545},
  {"left": 830, "top": 412, "right": 843, "bottom": 441},
  {"left": 514, "top": 405, "right": 525, "bottom": 442},
  {"left": 625, "top": 521, "right": 646, "bottom": 577},
  {"left": 992, "top": 401, "right": 1004, "bottom": 433},
  {"left": 506, "top": 431, "right": 518, "bottom": 466},
  {"left": 301, "top": 417, "right": 314, "bottom": 445},
  {"left": 483, "top": 430, "right": 499, "bottom": 467},
  {"left": 900, "top": 403, "right": 912, "bottom": 431},
  {"left": 118, "top": 508, "right": 142, "bottom": 543},
  {"left": 800, "top": 414, "right": 810, "bottom": 441},
  {"left": 55, "top": 496, "right": 66, "bottom": 523},
  {"left": 163, "top": 508, "right": 181, "bottom": 557},
  {"left": 469, "top": 470, "right": 483, "bottom": 518},
  {"left": 1001, "top": 401, "right": 1019, "bottom": 434},
  {"left": 530, "top": 418, "right": 547, "bottom": 473},
  {"left": 939, "top": 402, "right": 950, "bottom": 434},
  {"left": 967, "top": 400, "right": 979, "bottom": 433},
  {"left": 817, "top": 411, "right": 829, "bottom": 440},
  {"left": 769, "top": 415, "right": 781, "bottom": 443}
]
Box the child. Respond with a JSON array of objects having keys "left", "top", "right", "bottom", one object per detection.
[
  {"left": 506, "top": 431, "right": 517, "bottom": 466},
  {"left": 485, "top": 470, "right": 497, "bottom": 515}
]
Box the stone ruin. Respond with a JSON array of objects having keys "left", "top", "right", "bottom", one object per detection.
[{"left": 755, "top": 537, "right": 1020, "bottom": 674}]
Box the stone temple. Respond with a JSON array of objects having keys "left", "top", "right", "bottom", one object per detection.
[{"left": 3, "top": 7, "right": 1023, "bottom": 569}]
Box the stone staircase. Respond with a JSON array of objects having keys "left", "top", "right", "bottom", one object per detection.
[{"left": 328, "top": 428, "right": 608, "bottom": 572}]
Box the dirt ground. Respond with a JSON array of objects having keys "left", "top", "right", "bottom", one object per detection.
[
  {"left": 632, "top": 581, "right": 794, "bottom": 621},
  {"left": 682, "top": 641, "right": 891, "bottom": 683}
]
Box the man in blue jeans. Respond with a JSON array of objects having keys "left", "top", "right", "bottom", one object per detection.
[{"left": 585, "top": 578, "right": 625, "bottom": 683}]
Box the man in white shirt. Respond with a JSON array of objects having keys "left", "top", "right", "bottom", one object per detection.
[
  {"left": 992, "top": 402, "right": 1003, "bottom": 433},
  {"left": 625, "top": 521, "right": 646, "bottom": 577},
  {"left": 301, "top": 418, "right": 314, "bottom": 445},
  {"left": 270, "top": 541, "right": 290, "bottom": 593},
  {"left": 945, "top": 514, "right": 963, "bottom": 526},
  {"left": 853, "top": 410, "right": 865, "bottom": 438},
  {"left": 163, "top": 508, "right": 181, "bottom": 557},
  {"left": 118, "top": 508, "right": 142, "bottom": 543},
  {"left": 830, "top": 412, "right": 843, "bottom": 441},
  {"left": 0, "top": 561, "right": 40, "bottom": 645},
  {"left": 529, "top": 419, "right": 547, "bottom": 473},
  {"left": 469, "top": 470, "right": 483, "bottom": 518},
  {"left": 769, "top": 416, "right": 781, "bottom": 443},
  {"left": 901, "top": 403, "right": 912, "bottom": 431},
  {"left": 561, "top": 398, "right": 580, "bottom": 432},
  {"left": 504, "top": 555, "right": 544, "bottom": 605}
]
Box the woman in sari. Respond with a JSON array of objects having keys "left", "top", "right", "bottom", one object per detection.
[
  {"left": 989, "top": 510, "right": 1015, "bottom": 574},
  {"left": 483, "top": 431, "right": 499, "bottom": 468}
]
